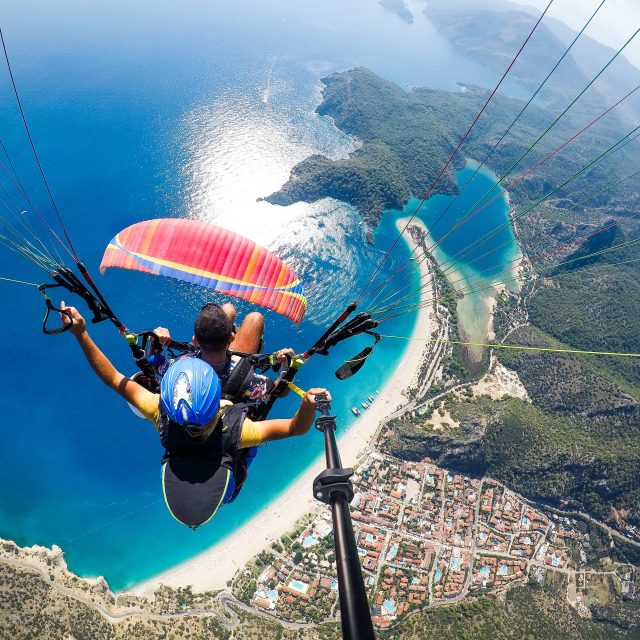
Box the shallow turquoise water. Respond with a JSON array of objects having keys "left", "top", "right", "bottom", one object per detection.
[
  {"left": 0, "top": 0, "right": 520, "bottom": 590},
  {"left": 391, "top": 162, "right": 520, "bottom": 349}
]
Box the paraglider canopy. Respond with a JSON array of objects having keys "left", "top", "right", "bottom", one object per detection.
[{"left": 100, "top": 218, "right": 306, "bottom": 325}]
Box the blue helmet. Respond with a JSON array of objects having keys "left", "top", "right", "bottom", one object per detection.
[{"left": 160, "top": 357, "right": 221, "bottom": 427}]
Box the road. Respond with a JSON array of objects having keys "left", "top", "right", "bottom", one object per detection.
[
  {"left": 0, "top": 554, "right": 241, "bottom": 630},
  {"left": 217, "top": 593, "right": 315, "bottom": 630}
]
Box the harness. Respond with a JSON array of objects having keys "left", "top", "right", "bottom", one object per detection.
[
  {"left": 217, "top": 353, "right": 278, "bottom": 420},
  {"left": 39, "top": 266, "right": 382, "bottom": 422},
  {"left": 220, "top": 355, "right": 259, "bottom": 403},
  {"left": 159, "top": 402, "right": 252, "bottom": 502}
]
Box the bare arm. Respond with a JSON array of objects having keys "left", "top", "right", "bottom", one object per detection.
[
  {"left": 61, "top": 302, "right": 158, "bottom": 415},
  {"left": 256, "top": 388, "right": 331, "bottom": 443}
]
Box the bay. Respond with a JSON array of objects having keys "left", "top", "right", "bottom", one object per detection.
[{"left": 403, "top": 162, "right": 521, "bottom": 361}]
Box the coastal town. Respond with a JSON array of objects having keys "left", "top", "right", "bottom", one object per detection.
[
  {"left": 235, "top": 452, "right": 638, "bottom": 629},
  {"left": 1, "top": 448, "right": 636, "bottom": 637}
]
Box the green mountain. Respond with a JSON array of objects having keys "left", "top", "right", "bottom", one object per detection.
[
  {"left": 265, "top": 13, "right": 640, "bottom": 534},
  {"left": 264, "top": 4, "right": 640, "bottom": 631}
]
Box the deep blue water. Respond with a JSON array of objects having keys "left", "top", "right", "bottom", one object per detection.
[{"left": 0, "top": 0, "right": 520, "bottom": 589}]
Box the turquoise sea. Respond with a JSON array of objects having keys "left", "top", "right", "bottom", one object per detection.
[
  {"left": 0, "top": 0, "right": 519, "bottom": 589},
  {"left": 395, "top": 162, "right": 520, "bottom": 357}
]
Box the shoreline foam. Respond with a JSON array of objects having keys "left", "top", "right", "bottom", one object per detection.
[{"left": 129, "top": 219, "right": 433, "bottom": 597}]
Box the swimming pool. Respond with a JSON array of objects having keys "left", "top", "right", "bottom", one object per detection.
[
  {"left": 302, "top": 534, "right": 318, "bottom": 548},
  {"left": 289, "top": 579, "right": 309, "bottom": 594}
]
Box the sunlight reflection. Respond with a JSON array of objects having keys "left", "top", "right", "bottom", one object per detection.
[
  {"left": 182, "top": 91, "right": 319, "bottom": 243},
  {"left": 177, "top": 85, "right": 370, "bottom": 324}
]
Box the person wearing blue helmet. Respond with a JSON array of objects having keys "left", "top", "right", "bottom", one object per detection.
[
  {"left": 60, "top": 302, "right": 331, "bottom": 528},
  {"left": 160, "top": 356, "right": 222, "bottom": 426},
  {"left": 156, "top": 356, "right": 244, "bottom": 527}
]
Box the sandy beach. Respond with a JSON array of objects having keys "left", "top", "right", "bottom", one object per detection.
[{"left": 130, "top": 219, "right": 433, "bottom": 597}]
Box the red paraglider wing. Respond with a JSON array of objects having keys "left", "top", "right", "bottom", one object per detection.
[{"left": 100, "top": 218, "right": 306, "bottom": 325}]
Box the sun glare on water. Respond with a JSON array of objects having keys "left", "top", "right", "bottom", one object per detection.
[
  {"left": 176, "top": 82, "right": 372, "bottom": 325},
  {"left": 181, "top": 90, "right": 322, "bottom": 246}
]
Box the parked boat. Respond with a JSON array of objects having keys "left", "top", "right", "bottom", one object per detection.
[
  {"left": 367, "top": 395, "right": 375, "bottom": 402},
  {"left": 351, "top": 406, "right": 361, "bottom": 416},
  {"left": 361, "top": 401, "right": 369, "bottom": 409}
]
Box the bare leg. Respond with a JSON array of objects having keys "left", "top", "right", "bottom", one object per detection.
[
  {"left": 230, "top": 312, "right": 264, "bottom": 353},
  {"left": 221, "top": 303, "right": 237, "bottom": 327}
]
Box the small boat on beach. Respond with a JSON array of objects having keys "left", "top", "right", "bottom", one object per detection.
[
  {"left": 351, "top": 406, "right": 361, "bottom": 416},
  {"left": 361, "top": 401, "right": 369, "bottom": 409},
  {"left": 367, "top": 395, "right": 375, "bottom": 402}
]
